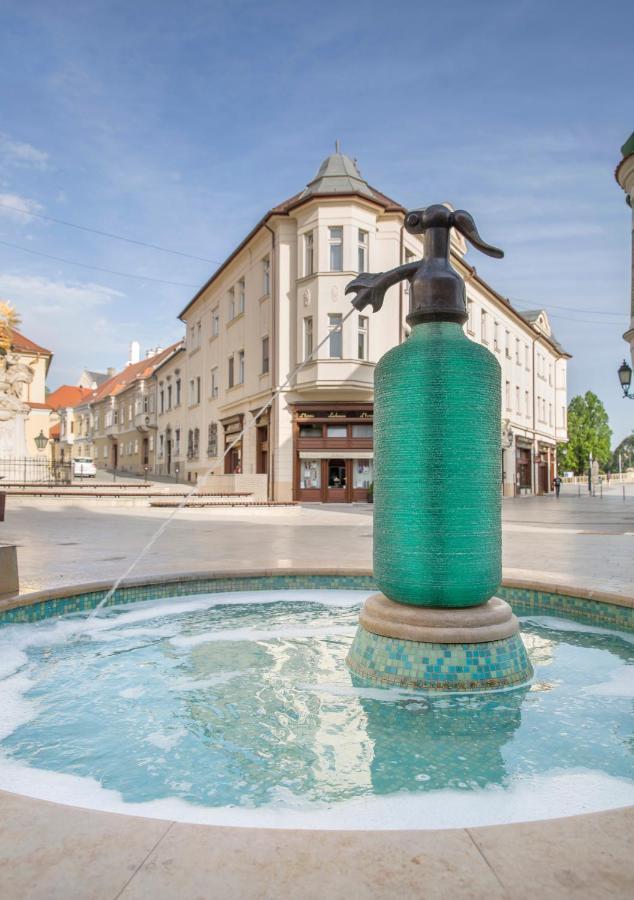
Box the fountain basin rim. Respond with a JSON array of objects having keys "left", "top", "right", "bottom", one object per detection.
[{"left": 0, "top": 567, "right": 633, "bottom": 623}]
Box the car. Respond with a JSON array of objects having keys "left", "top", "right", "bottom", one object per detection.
[{"left": 73, "top": 457, "right": 97, "bottom": 478}]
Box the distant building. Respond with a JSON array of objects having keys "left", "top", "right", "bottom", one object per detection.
[
  {"left": 615, "top": 130, "right": 634, "bottom": 367},
  {"left": 173, "top": 151, "right": 569, "bottom": 500},
  {"left": 0, "top": 328, "right": 53, "bottom": 463}
]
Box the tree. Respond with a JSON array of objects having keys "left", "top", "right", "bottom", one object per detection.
[
  {"left": 557, "top": 392, "right": 612, "bottom": 475},
  {"left": 611, "top": 435, "right": 634, "bottom": 472}
]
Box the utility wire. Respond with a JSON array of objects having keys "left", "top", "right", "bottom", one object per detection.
[
  {"left": 0, "top": 238, "right": 199, "bottom": 288},
  {"left": 0, "top": 199, "right": 219, "bottom": 264},
  {"left": 510, "top": 298, "right": 624, "bottom": 318}
]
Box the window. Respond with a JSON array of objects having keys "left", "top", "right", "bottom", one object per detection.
[
  {"left": 193, "top": 428, "right": 200, "bottom": 457},
  {"left": 329, "top": 226, "right": 343, "bottom": 271},
  {"left": 467, "top": 300, "right": 474, "bottom": 334},
  {"left": 357, "top": 229, "right": 368, "bottom": 273},
  {"left": 207, "top": 422, "right": 218, "bottom": 457},
  {"left": 238, "top": 350, "right": 245, "bottom": 384},
  {"left": 175, "top": 429, "right": 180, "bottom": 454},
  {"left": 481, "top": 310, "right": 488, "bottom": 343},
  {"left": 515, "top": 386, "right": 520, "bottom": 413},
  {"left": 358, "top": 315, "right": 368, "bottom": 360},
  {"left": 329, "top": 313, "right": 343, "bottom": 358},
  {"left": 196, "top": 376, "right": 201, "bottom": 404},
  {"left": 228, "top": 287, "right": 235, "bottom": 320},
  {"left": 304, "top": 231, "right": 314, "bottom": 276},
  {"left": 299, "top": 423, "right": 322, "bottom": 438},
  {"left": 525, "top": 390, "right": 530, "bottom": 418},
  {"left": 134, "top": 439, "right": 139, "bottom": 454},
  {"left": 211, "top": 367, "right": 218, "bottom": 399},
  {"left": 261, "top": 336, "right": 269, "bottom": 374},
  {"left": 212, "top": 307, "right": 219, "bottom": 337},
  {"left": 549, "top": 402, "right": 553, "bottom": 426},
  {"left": 238, "top": 278, "right": 245, "bottom": 314},
  {"left": 175, "top": 378, "right": 181, "bottom": 406},
  {"left": 525, "top": 344, "right": 530, "bottom": 369},
  {"left": 352, "top": 423, "right": 373, "bottom": 438},
  {"left": 327, "top": 424, "right": 347, "bottom": 438},
  {"left": 494, "top": 321, "right": 500, "bottom": 351},
  {"left": 159, "top": 434, "right": 164, "bottom": 457},
  {"left": 160, "top": 390, "right": 164, "bottom": 415},
  {"left": 304, "top": 316, "right": 314, "bottom": 360},
  {"left": 300, "top": 459, "right": 321, "bottom": 489},
  {"left": 187, "top": 429, "right": 193, "bottom": 458},
  {"left": 149, "top": 435, "right": 154, "bottom": 451},
  {"left": 167, "top": 385, "right": 172, "bottom": 410},
  {"left": 515, "top": 338, "right": 521, "bottom": 364},
  {"left": 353, "top": 459, "right": 373, "bottom": 489},
  {"left": 505, "top": 330, "right": 511, "bottom": 357},
  {"left": 505, "top": 380, "right": 511, "bottom": 410},
  {"left": 548, "top": 363, "right": 553, "bottom": 386},
  {"left": 143, "top": 395, "right": 149, "bottom": 414},
  {"left": 262, "top": 256, "right": 270, "bottom": 295},
  {"left": 228, "top": 356, "right": 235, "bottom": 389}
]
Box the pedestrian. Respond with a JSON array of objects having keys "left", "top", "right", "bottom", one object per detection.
[{"left": 552, "top": 475, "right": 562, "bottom": 498}]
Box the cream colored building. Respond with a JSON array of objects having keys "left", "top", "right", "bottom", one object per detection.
[
  {"left": 615, "top": 131, "right": 634, "bottom": 366},
  {"left": 173, "top": 152, "right": 569, "bottom": 501},
  {"left": 0, "top": 329, "right": 53, "bottom": 468}
]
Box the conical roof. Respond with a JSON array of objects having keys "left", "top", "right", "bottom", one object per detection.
[{"left": 298, "top": 151, "right": 381, "bottom": 201}]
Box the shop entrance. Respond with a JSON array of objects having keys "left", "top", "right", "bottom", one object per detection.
[{"left": 327, "top": 459, "right": 348, "bottom": 502}]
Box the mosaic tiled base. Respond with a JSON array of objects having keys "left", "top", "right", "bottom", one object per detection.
[
  {"left": 346, "top": 623, "right": 534, "bottom": 691},
  {"left": 0, "top": 575, "right": 632, "bottom": 634}
]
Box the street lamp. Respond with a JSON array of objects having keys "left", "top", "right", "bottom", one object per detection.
[
  {"left": 34, "top": 430, "right": 48, "bottom": 452},
  {"left": 618, "top": 359, "right": 634, "bottom": 398}
]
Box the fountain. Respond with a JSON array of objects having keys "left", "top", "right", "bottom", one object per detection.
[{"left": 345, "top": 204, "right": 533, "bottom": 690}]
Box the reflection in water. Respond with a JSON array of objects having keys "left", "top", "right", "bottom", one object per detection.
[{"left": 354, "top": 676, "right": 528, "bottom": 793}]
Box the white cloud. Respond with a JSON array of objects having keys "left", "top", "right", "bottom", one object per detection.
[
  {"left": 0, "top": 273, "right": 123, "bottom": 314},
  {"left": 0, "top": 135, "right": 49, "bottom": 170},
  {"left": 0, "top": 193, "right": 44, "bottom": 226}
]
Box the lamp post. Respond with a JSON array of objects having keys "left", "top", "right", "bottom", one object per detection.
[{"left": 618, "top": 360, "right": 634, "bottom": 398}]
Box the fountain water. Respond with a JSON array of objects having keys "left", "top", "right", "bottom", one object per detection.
[{"left": 345, "top": 204, "right": 533, "bottom": 690}]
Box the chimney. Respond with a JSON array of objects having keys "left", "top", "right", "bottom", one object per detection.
[
  {"left": 106, "top": 367, "right": 116, "bottom": 377},
  {"left": 129, "top": 341, "right": 140, "bottom": 365}
]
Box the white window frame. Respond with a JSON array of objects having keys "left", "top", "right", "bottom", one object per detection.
[{"left": 328, "top": 226, "right": 343, "bottom": 272}]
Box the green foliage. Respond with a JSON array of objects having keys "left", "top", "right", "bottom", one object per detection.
[
  {"left": 557, "top": 392, "right": 612, "bottom": 474},
  {"left": 611, "top": 435, "right": 634, "bottom": 472}
]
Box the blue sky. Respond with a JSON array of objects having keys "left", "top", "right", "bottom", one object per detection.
[{"left": 0, "top": 0, "right": 632, "bottom": 444}]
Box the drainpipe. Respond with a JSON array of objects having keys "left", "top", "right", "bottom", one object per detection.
[{"left": 264, "top": 223, "right": 276, "bottom": 501}]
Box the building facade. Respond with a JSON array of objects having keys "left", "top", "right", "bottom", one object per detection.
[
  {"left": 172, "top": 152, "right": 569, "bottom": 500},
  {"left": 615, "top": 130, "right": 634, "bottom": 367}
]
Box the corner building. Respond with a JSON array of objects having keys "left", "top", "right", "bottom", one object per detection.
[{"left": 177, "top": 152, "right": 569, "bottom": 501}]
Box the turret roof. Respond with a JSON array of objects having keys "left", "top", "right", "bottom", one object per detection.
[{"left": 621, "top": 131, "right": 634, "bottom": 158}]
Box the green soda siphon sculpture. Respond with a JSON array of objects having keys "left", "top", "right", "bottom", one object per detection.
[{"left": 345, "top": 205, "right": 533, "bottom": 691}]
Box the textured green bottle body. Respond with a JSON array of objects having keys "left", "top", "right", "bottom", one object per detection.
[{"left": 373, "top": 322, "right": 501, "bottom": 607}]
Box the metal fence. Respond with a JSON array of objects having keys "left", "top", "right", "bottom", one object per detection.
[{"left": 0, "top": 457, "right": 72, "bottom": 484}]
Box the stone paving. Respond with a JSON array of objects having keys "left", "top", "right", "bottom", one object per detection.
[{"left": 1, "top": 486, "right": 632, "bottom": 596}]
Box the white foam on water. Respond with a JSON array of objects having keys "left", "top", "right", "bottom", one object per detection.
[
  {"left": 0, "top": 674, "right": 39, "bottom": 742},
  {"left": 0, "top": 757, "right": 631, "bottom": 830},
  {"left": 170, "top": 624, "right": 357, "bottom": 649},
  {"left": 582, "top": 666, "right": 634, "bottom": 698},
  {"left": 119, "top": 686, "right": 146, "bottom": 699},
  {"left": 145, "top": 728, "right": 186, "bottom": 752}
]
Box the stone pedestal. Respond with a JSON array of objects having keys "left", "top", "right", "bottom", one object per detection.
[
  {"left": 0, "top": 543, "right": 19, "bottom": 597},
  {"left": 347, "top": 594, "right": 533, "bottom": 691}
]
